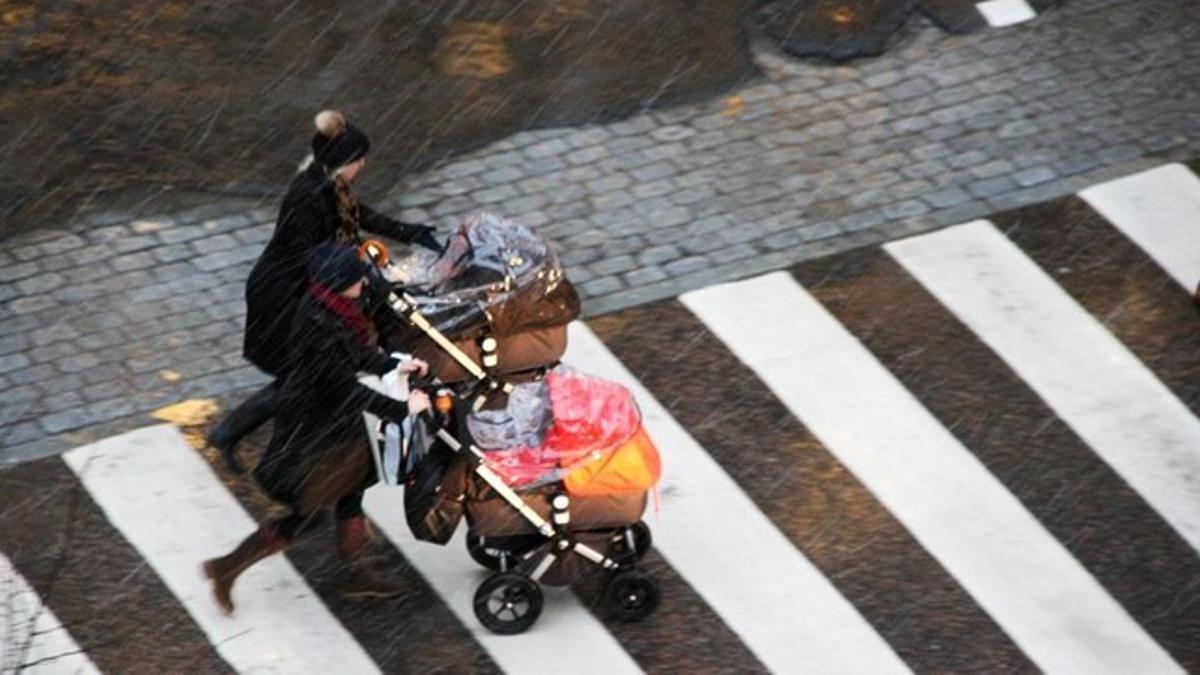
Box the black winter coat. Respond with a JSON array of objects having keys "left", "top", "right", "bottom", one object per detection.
[
  {"left": 253, "top": 290, "right": 409, "bottom": 507},
  {"left": 243, "top": 164, "right": 424, "bottom": 374}
]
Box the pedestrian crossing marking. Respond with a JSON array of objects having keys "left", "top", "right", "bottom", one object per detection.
[
  {"left": 1079, "top": 163, "right": 1200, "bottom": 292},
  {"left": 0, "top": 552, "right": 100, "bottom": 675},
  {"left": 5, "top": 161, "right": 1200, "bottom": 672},
  {"left": 887, "top": 220, "right": 1200, "bottom": 555},
  {"left": 976, "top": 0, "right": 1037, "bottom": 27},
  {"left": 61, "top": 425, "right": 380, "bottom": 675},
  {"left": 682, "top": 271, "right": 1182, "bottom": 675},
  {"left": 565, "top": 323, "right": 910, "bottom": 675}
]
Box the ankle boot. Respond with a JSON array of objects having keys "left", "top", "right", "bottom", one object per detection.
[
  {"left": 336, "top": 517, "right": 405, "bottom": 600},
  {"left": 203, "top": 524, "right": 288, "bottom": 614},
  {"left": 336, "top": 516, "right": 373, "bottom": 560},
  {"left": 207, "top": 383, "right": 277, "bottom": 474}
]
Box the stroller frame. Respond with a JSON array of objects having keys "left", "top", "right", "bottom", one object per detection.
[
  {"left": 434, "top": 401, "right": 657, "bottom": 633},
  {"left": 363, "top": 241, "right": 659, "bottom": 634}
]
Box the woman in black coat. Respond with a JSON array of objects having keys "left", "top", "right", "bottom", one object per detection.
[
  {"left": 204, "top": 243, "right": 431, "bottom": 614},
  {"left": 207, "top": 109, "right": 440, "bottom": 472}
]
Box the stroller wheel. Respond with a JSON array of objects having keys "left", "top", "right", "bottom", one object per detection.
[
  {"left": 604, "top": 570, "right": 660, "bottom": 622},
  {"left": 474, "top": 572, "right": 543, "bottom": 635},
  {"left": 611, "top": 521, "right": 653, "bottom": 564},
  {"left": 466, "top": 534, "right": 505, "bottom": 571}
]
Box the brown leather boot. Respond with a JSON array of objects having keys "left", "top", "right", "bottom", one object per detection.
[
  {"left": 203, "top": 524, "right": 288, "bottom": 614},
  {"left": 336, "top": 517, "right": 406, "bottom": 600},
  {"left": 336, "top": 516, "right": 373, "bottom": 560}
]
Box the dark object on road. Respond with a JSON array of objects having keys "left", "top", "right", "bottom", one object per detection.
[{"left": 759, "top": 0, "right": 917, "bottom": 61}]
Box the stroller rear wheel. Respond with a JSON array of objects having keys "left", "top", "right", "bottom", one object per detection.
[
  {"left": 604, "top": 570, "right": 660, "bottom": 622},
  {"left": 610, "top": 521, "right": 652, "bottom": 564},
  {"left": 474, "top": 572, "right": 544, "bottom": 635}
]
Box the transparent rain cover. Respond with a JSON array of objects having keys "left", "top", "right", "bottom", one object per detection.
[
  {"left": 391, "top": 212, "right": 570, "bottom": 337},
  {"left": 476, "top": 365, "right": 643, "bottom": 489}
]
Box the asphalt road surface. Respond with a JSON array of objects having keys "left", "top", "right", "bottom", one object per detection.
[{"left": 3, "top": 161, "right": 1198, "bottom": 673}]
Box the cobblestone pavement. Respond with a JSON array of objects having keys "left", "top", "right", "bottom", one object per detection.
[{"left": 2, "top": 0, "right": 1199, "bottom": 464}]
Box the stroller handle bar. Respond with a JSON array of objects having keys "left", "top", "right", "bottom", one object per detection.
[{"left": 361, "top": 241, "right": 514, "bottom": 410}]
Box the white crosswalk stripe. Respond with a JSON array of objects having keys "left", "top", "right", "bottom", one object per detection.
[
  {"left": 565, "top": 323, "right": 909, "bottom": 675},
  {"left": 1078, "top": 163, "right": 1200, "bottom": 292},
  {"left": 976, "top": 0, "right": 1038, "bottom": 27},
  {"left": 61, "top": 425, "right": 381, "bottom": 675},
  {"left": 0, "top": 553, "right": 100, "bottom": 675},
  {"left": 4, "top": 161, "right": 1200, "bottom": 673},
  {"left": 682, "top": 271, "right": 1181, "bottom": 675},
  {"left": 887, "top": 220, "right": 1200, "bottom": 555}
]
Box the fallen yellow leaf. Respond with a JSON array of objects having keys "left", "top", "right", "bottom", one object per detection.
[
  {"left": 160, "top": 369, "right": 181, "bottom": 383},
  {"left": 151, "top": 399, "right": 219, "bottom": 427},
  {"left": 721, "top": 95, "right": 745, "bottom": 117}
]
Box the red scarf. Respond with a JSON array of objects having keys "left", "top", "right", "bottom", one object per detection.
[{"left": 308, "top": 280, "right": 370, "bottom": 346}]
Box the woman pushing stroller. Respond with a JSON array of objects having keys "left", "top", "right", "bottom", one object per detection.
[
  {"left": 206, "top": 109, "right": 442, "bottom": 473},
  {"left": 203, "top": 243, "right": 431, "bottom": 614}
]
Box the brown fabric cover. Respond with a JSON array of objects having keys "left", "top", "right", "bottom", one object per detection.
[
  {"left": 412, "top": 324, "right": 568, "bottom": 384},
  {"left": 406, "top": 277, "right": 580, "bottom": 342},
  {"left": 486, "top": 275, "right": 580, "bottom": 337},
  {"left": 465, "top": 489, "right": 647, "bottom": 536}
]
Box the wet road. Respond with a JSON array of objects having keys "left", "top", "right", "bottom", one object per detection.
[
  {"left": 0, "top": 0, "right": 1013, "bottom": 237},
  {"left": 0, "top": 0, "right": 756, "bottom": 236},
  {"left": 3, "top": 162, "right": 1199, "bottom": 672}
]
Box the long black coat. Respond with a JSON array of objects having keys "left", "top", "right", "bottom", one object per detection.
[
  {"left": 253, "top": 290, "right": 408, "bottom": 508},
  {"left": 243, "top": 164, "right": 423, "bottom": 375}
]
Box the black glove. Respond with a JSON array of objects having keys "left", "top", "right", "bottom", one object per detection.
[{"left": 410, "top": 225, "right": 444, "bottom": 254}]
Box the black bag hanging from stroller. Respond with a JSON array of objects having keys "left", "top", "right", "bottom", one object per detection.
[{"left": 404, "top": 442, "right": 471, "bottom": 544}]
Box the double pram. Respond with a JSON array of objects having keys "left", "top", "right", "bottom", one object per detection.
[{"left": 361, "top": 214, "right": 662, "bottom": 635}]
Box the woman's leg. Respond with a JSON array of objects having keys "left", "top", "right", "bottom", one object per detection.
[
  {"left": 334, "top": 492, "right": 370, "bottom": 559},
  {"left": 206, "top": 380, "right": 278, "bottom": 473},
  {"left": 203, "top": 512, "right": 306, "bottom": 614},
  {"left": 334, "top": 489, "right": 406, "bottom": 600}
]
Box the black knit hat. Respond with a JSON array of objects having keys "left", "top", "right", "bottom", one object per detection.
[
  {"left": 311, "top": 110, "right": 370, "bottom": 170},
  {"left": 308, "top": 242, "right": 370, "bottom": 291}
]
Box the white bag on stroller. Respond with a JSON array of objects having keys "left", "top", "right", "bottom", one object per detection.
[{"left": 360, "top": 353, "right": 429, "bottom": 486}]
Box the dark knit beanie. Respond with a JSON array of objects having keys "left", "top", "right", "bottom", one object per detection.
[
  {"left": 308, "top": 242, "right": 370, "bottom": 291},
  {"left": 311, "top": 110, "right": 370, "bottom": 170}
]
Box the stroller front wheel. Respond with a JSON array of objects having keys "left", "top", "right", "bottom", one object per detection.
[
  {"left": 474, "top": 572, "right": 544, "bottom": 635},
  {"left": 466, "top": 533, "right": 505, "bottom": 571},
  {"left": 604, "top": 569, "right": 660, "bottom": 622},
  {"left": 611, "top": 521, "right": 652, "bottom": 564}
]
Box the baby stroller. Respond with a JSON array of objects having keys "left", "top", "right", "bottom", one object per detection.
[{"left": 359, "top": 214, "right": 662, "bottom": 635}]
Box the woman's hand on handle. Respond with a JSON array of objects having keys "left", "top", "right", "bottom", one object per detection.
[
  {"left": 407, "top": 389, "right": 431, "bottom": 415},
  {"left": 398, "top": 358, "right": 429, "bottom": 377}
]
